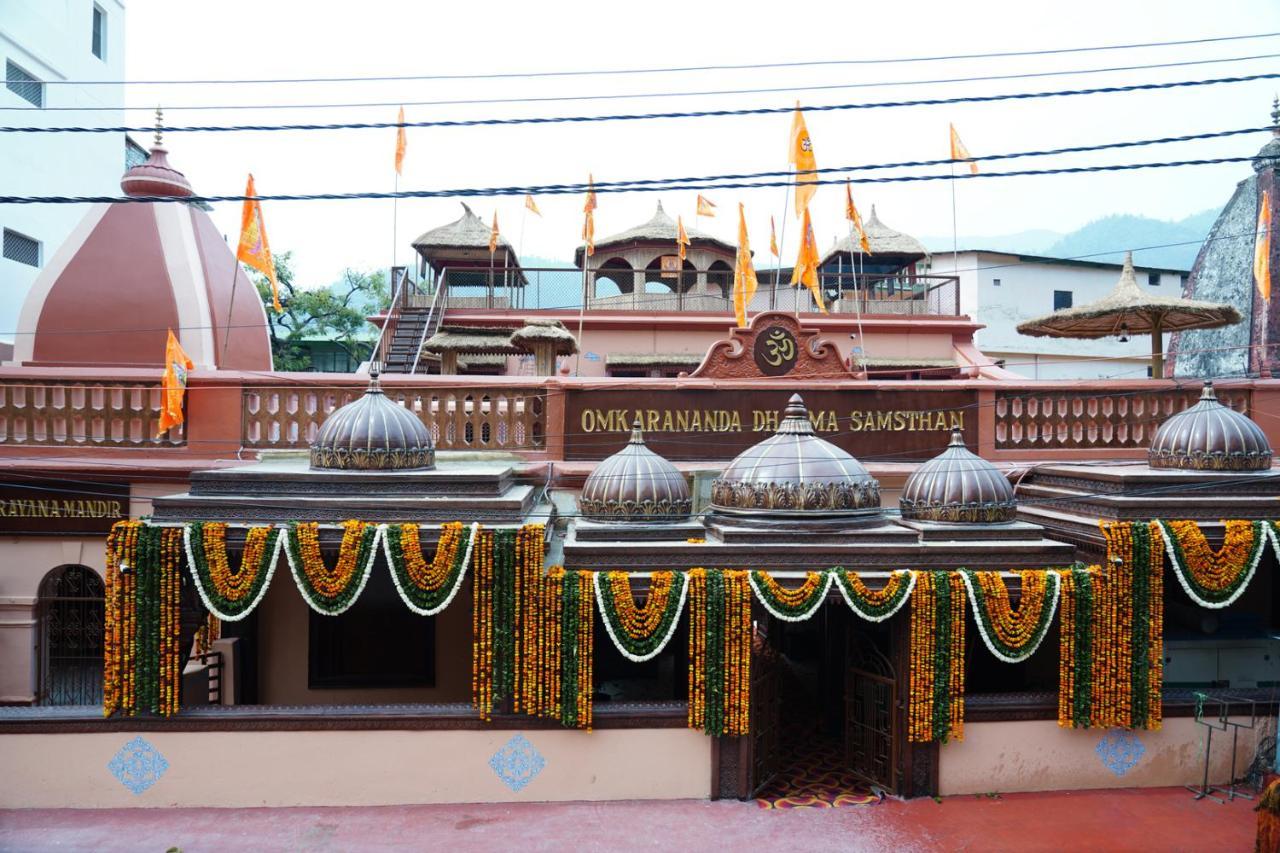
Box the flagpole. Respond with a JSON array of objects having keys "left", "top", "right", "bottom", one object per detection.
[
  {"left": 220, "top": 262, "right": 240, "bottom": 364},
  {"left": 392, "top": 171, "right": 400, "bottom": 270},
  {"left": 576, "top": 262, "right": 588, "bottom": 376},
  {"left": 950, "top": 160, "right": 959, "bottom": 288},
  {"left": 847, "top": 220, "right": 867, "bottom": 376},
  {"left": 777, "top": 186, "right": 791, "bottom": 314}
]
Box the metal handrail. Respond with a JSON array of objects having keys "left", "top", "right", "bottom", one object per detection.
[
  {"left": 410, "top": 267, "right": 448, "bottom": 374},
  {"left": 371, "top": 266, "right": 410, "bottom": 367}
]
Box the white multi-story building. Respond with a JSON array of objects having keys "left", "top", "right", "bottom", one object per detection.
[
  {"left": 0, "top": 0, "right": 126, "bottom": 350},
  {"left": 926, "top": 250, "right": 1188, "bottom": 380}
]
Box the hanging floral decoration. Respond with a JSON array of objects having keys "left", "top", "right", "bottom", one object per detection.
[
  {"left": 471, "top": 528, "right": 496, "bottom": 721},
  {"left": 832, "top": 569, "right": 915, "bottom": 622},
  {"left": 193, "top": 612, "right": 221, "bottom": 657},
  {"left": 596, "top": 570, "right": 688, "bottom": 662},
  {"left": 687, "top": 569, "right": 751, "bottom": 737},
  {"left": 1158, "top": 519, "right": 1267, "bottom": 609},
  {"left": 961, "top": 569, "right": 1061, "bottom": 663},
  {"left": 544, "top": 566, "right": 596, "bottom": 729},
  {"left": 748, "top": 571, "right": 831, "bottom": 622},
  {"left": 908, "top": 571, "right": 965, "bottom": 743},
  {"left": 103, "top": 521, "right": 183, "bottom": 718},
  {"left": 184, "top": 523, "right": 282, "bottom": 621},
  {"left": 1057, "top": 565, "right": 1096, "bottom": 728},
  {"left": 382, "top": 521, "right": 477, "bottom": 615},
  {"left": 285, "top": 520, "right": 380, "bottom": 615}
]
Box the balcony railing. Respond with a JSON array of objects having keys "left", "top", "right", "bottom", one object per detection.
[{"left": 0, "top": 378, "right": 180, "bottom": 447}]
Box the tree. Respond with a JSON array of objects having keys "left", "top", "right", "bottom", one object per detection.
[{"left": 250, "top": 252, "right": 391, "bottom": 371}]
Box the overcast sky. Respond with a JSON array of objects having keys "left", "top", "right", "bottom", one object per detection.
[{"left": 122, "top": 0, "right": 1279, "bottom": 288}]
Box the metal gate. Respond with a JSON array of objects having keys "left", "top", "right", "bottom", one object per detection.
[
  {"left": 750, "top": 630, "right": 783, "bottom": 796},
  {"left": 37, "top": 565, "right": 105, "bottom": 706},
  {"left": 844, "top": 637, "right": 898, "bottom": 793}
]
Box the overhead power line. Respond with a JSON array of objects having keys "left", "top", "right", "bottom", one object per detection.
[
  {"left": 0, "top": 156, "right": 1257, "bottom": 206},
  {"left": 39, "top": 31, "right": 1280, "bottom": 86},
  {"left": 10, "top": 52, "right": 1280, "bottom": 113},
  {"left": 6, "top": 72, "right": 1279, "bottom": 135}
]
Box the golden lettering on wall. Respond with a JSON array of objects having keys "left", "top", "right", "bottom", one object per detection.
[
  {"left": 581, "top": 408, "right": 964, "bottom": 434},
  {"left": 0, "top": 499, "right": 125, "bottom": 518}
]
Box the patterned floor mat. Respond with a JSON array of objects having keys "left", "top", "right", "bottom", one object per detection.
[{"left": 754, "top": 738, "right": 881, "bottom": 809}]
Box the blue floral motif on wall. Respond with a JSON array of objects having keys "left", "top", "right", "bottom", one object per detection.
[
  {"left": 1096, "top": 730, "right": 1145, "bottom": 776},
  {"left": 107, "top": 736, "right": 169, "bottom": 795},
  {"left": 489, "top": 734, "right": 545, "bottom": 793}
]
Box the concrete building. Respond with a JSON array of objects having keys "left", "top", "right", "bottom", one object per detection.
[
  {"left": 0, "top": 0, "right": 127, "bottom": 346},
  {"left": 925, "top": 250, "right": 1188, "bottom": 380}
]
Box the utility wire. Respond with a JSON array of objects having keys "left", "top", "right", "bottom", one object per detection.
[
  {"left": 7, "top": 72, "right": 1278, "bottom": 135},
  {"left": 0, "top": 156, "right": 1258, "bottom": 206},
  {"left": 41, "top": 31, "right": 1280, "bottom": 86},
  {"left": 13, "top": 52, "right": 1280, "bottom": 113}
]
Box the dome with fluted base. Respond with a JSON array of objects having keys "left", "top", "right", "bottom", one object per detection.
[
  {"left": 900, "top": 429, "right": 1016, "bottom": 523},
  {"left": 1148, "top": 382, "right": 1272, "bottom": 471},
  {"left": 309, "top": 368, "right": 435, "bottom": 471},
  {"left": 578, "top": 419, "right": 691, "bottom": 521}
]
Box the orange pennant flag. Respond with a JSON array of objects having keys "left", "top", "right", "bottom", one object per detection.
[
  {"left": 733, "top": 203, "right": 759, "bottom": 328},
  {"left": 949, "top": 123, "right": 979, "bottom": 175},
  {"left": 525, "top": 194, "right": 541, "bottom": 216},
  {"left": 790, "top": 206, "right": 826, "bottom": 313},
  {"left": 1257, "top": 190, "right": 1273, "bottom": 301},
  {"left": 394, "top": 106, "right": 407, "bottom": 175},
  {"left": 789, "top": 103, "right": 818, "bottom": 217},
  {"left": 236, "top": 174, "right": 280, "bottom": 312},
  {"left": 583, "top": 174, "right": 597, "bottom": 257},
  {"left": 489, "top": 211, "right": 500, "bottom": 255},
  {"left": 845, "top": 182, "right": 872, "bottom": 255},
  {"left": 770, "top": 216, "right": 779, "bottom": 257},
  {"left": 157, "top": 329, "right": 193, "bottom": 436},
  {"left": 677, "top": 215, "right": 690, "bottom": 262},
  {"left": 696, "top": 194, "right": 717, "bottom": 217}
]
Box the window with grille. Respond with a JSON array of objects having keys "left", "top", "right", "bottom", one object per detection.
[
  {"left": 3, "top": 229, "right": 41, "bottom": 267},
  {"left": 1147, "top": 272, "right": 1160, "bottom": 287},
  {"left": 6, "top": 61, "right": 43, "bottom": 108},
  {"left": 92, "top": 5, "right": 107, "bottom": 59}
]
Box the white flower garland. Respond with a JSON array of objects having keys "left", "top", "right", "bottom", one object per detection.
[
  {"left": 285, "top": 523, "right": 381, "bottom": 616},
  {"left": 1158, "top": 519, "right": 1268, "bottom": 610},
  {"left": 748, "top": 570, "right": 833, "bottom": 622},
  {"left": 182, "top": 523, "right": 283, "bottom": 622},
  {"left": 382, "top": 522, "right": 479, "bottom": 616},
  {"left": 594, "top": 570, "right": 689, "bottom": 663},
  {"left": 835, "top": 569, "right": 916, "bottom": 623},
  {"left": 960, "top": 570, "right": 1061, "bottom": 664}
]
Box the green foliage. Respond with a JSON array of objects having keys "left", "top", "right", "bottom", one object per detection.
[{"left": 250, "top": 251, "right": 390, "bottom": 371}]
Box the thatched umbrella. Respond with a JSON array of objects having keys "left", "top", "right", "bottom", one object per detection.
[
  {"left": 509, "top": 319, "right": 578, "bottom": 376},
  {"left": 1016, "top": 252, "right": 1241, "bottom": 378},
  {"left": 422, "top": 326, "right": 523, "bottom": 375}
]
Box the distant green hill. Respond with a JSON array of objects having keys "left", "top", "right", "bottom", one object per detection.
[{"left": 1043, "top": 210, "right": 1219, "bottom": 270}]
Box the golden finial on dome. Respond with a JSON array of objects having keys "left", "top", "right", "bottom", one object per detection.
[{"left": 154, "top": 106, "right": 164, "bottom": 148}]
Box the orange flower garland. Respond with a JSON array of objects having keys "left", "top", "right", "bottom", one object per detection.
[
  {"left": 383, "top": 522, "right": 475, "bottom": 615},
  {"left": 471, "top": 530, "right": 496, "bottom": 721},
  {"left": 748, "top": 571, "right": 830, "bottom": 622},
  {"left": 1158, "top": 519, "right": 1266, "bottom": 608},
  {"left": 285, "top": 520, "right": 378, "bottom": 615},
  {"left": 185, "top": 523, "right": 281, "bottom": 620},
  {"left": 961, "top": 570, "right": 1060, "bottom": 663},
  {"left": 103, "top": 520, "right": 139, "bottom": 717},
  {"left": 596, "top": 571, "right": 688, "bottom": 662},
  {"left": 687, "top": 569, "right": 751, "bottom": 736},
  {"left": 907, "top": 571, "right": 965, "bottom": 743}
]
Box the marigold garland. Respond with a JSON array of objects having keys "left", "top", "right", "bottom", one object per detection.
[
  {"left": 1158, "top": 519, "right": 1266, "bottom": 609},
  {"left": 907, "top": 571, "right": 965, "bottom": 743},
  {"left": 1057, "top": 565, "right": 1097, "bottom": 728},
  {"left": 471, "top": 529, "right": 496, "bottom": 721},
  {"left": 748, "top": 570, "right": 831, "bottom": 622},
  {"left": 595, "top": 570, "right": 688, "bottom": 662},
  {"left": 687, "top": 569, "right": 751, "bottom": 737},
  {"left": 833, "top": 569, "right": 916, "bottom": 622},
  {"left": 285, "top": 520, "right": 379, "bottom": 615},
  {"left": 184, "top": 522, "right": 282, "bottom": 621},
  {"left": 961, "top": 569, "right": 1061, "bottom": 663},
  {"left": 382, "top": 521, "right": 478, "bottom": 615}
]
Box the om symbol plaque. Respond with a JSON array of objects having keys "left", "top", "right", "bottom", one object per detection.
[{"left": 753, "top": 326, "right": 798, "bottom": 376}]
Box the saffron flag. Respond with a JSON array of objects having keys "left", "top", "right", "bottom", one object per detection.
[
  {"left": 949, "top": 123, "right": 979, "bottom": 174},
  {"left": 394, "top": 106, "right": 407, "bottom": 175},
  {"left": 525, "top": 194, "right": 541, "bottom": 216},
  {"left": 845, "top": 182, "right": 872, "bottom": 255},
  {"left": 789, "top": 104, "right": 818, "bottom": 217},
  {"left": 733, "top": 203, "right": 759, "bottom": 328},
  {"left": 696, "top": 194, "right": 717, "bottom": 217},
  {"left": 583, "top": 174, "right": 597, "bottom": 257},
  {"left": 157, "top": 329, "right": 193, "bottom": 437},
  {"left": 790, "top": 206, "right": 826, "bottom": 313},
  {"left": 236, "top": 174, "right": 280, "bottom": 312},
  {"left": 677, "top": 215, "right": 690, "bottom": 262},
  {"left": 770, "top": 216, "right": 779, "bottom": 257},
  {"left": 489, "top": 211, "right": 500, "bottom": 254},
  {"left": 1257, "top": 190, "right": 1273, "bottom": 301}
]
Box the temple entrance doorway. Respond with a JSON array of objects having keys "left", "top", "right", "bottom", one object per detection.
[{"left": 36, "top": 565, "right": 105, "bottom": 706}]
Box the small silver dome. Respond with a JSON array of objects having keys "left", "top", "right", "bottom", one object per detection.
[
  {"left": 900, "top": 429, "right": 1016, "bottom": 523},
  {"left": 309, "top": 368, "right": 435, "bottom": 471},
  {"left": 578, "top": 419, "right": 691, "bottom": 521},
  {"left": 1148, "top": 382, "right": 1272, "bottom": 472}
]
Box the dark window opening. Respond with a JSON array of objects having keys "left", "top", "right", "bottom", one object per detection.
[
  {"left": 92, "top": 5, "right": 106, "bottom": 59},
  {"left": 3, "top": 229, "right": 40, "bottom": 267},
  {"left": 1052, "top": 290, "right": 1073, "bottom": 311},
  {"left": 6, "top": 60, "right": 43, "bottom": 107},
  {"left": 992, "top": 278, "right": 1001, "bottom": 287},
  {"left": 1148, "top": 272, "right": 1160, "bottom": 287}
]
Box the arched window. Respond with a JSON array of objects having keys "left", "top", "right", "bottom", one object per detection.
[
  {"left": 706, "top": 260, "right": 733, "bottom": 300},
  {"left": 37, "top": 565, "right": 105, "bottom": 706},
  {"left": 593, "top": 257, "right": 633, "bottom": 302}
]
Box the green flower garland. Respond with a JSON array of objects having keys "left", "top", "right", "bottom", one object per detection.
[
  {"left": 1158, "top": 519, "right": 1267, "bottom": 609},
  {"left": 960, "top": 569, "right": 1061, "bottom": 663},
  {"left": 183, "top": 523, "right": 282, "bottom": 621},
  {"left": 1062, "top": 566, "right": 1094, "bottom": 728},
  {"left": 832, "top": 569, "right": 915, "bottom": 622},
  {"left": 748, "top": 570, "right": 831, "bottom": 622},
  {"left": 284, "top": 521, "right": 380, "bottom": 616},
  {"left": 382, "top": 522, "right": 477, "bottom": 616},
  {"left": 594, "top": 570, "right": 688, "bottom": 662},
  {"left": 490, "top": 528, "right": 518, "bottom": 703}
]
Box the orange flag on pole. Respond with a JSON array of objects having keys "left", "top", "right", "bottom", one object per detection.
[
  {"left": 733, "top": 203, "right": 759, "bottom": 328},
  {"left": 583, "top": 174, "right": 597, "bottom": 257},
  {"left": 1257, "top": 190, "right": 1273, "bottom": 301},
  {"left": 845, "top": 182, "right": 872, "bottom": 255},
  {"left": 525, "top": 194, "right": 541, "bottom": 216},
  {"left": 696, "top": 194, "right": 717, "bottom": 217},
  {"left": 236, "top": 174, "right": 280, "bottom": 312},
  {"left": 677, "top": 215, "right": 690, "bottom": 262},
  {"left": 770, "top": 216, "right": 779, "bottom": 257},
  {"left": 790, "top": 206, "right": 826, "bottom": 313},
  {"left": 789, "top": 104, "right": 818, "bottom": 217},
  {"left": 157, "top": 329, "right": 193, "bottom": 436},
  {"left": 394, "top": 106, "right": 407, "bottom": 175},
  {"left": 489, "top": 211, "right": 500, "bottom": 254},
  {"left": 949, "top": 123, "right": 979, "bottom": 174}
]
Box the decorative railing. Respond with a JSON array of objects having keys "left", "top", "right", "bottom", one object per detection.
[
  {"left": 241, "top": 382, "right": 545, "bottom": 451},
  {"left": 0, "top": 379, "right": 179, "bottom": 447},
  {"left": 992, "top": 387, "right": 1252, "bottom": 450}
]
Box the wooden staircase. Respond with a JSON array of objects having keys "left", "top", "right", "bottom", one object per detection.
[{"left": 382, "top": 306, "right": 442, "bottom": 374}]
